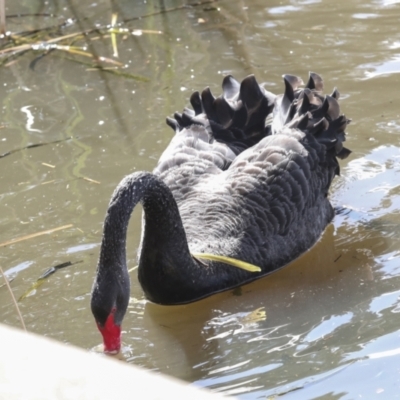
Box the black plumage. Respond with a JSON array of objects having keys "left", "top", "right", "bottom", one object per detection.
[{"left": 91, "top": 72, "right": 351, "bottom": 352}]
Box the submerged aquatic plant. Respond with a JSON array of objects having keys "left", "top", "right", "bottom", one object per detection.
[
  {"left": 0, "top": 0, "right": 218, "bottom": 79},
  {"left": 0, "top": 11, "right": 158, "bottom": 80}
]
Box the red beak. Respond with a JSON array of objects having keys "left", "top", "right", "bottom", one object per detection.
[{"left": 97, "top": 312, "right": 121, "bottom": 354}]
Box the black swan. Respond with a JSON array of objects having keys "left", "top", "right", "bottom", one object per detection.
[{"left": 91, "top": 72, "right": 351, "bottom": 353}]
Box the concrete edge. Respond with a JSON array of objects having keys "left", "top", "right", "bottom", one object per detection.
[{"left": 0, "top": 323, "right": 229, "bottom": 400}]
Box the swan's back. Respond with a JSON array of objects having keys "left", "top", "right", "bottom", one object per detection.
[
  {"left": 91, "top": 71, "right": 352, "bottom": 330},
  {"left": 153, "top": 72, "right": 350, "bottom": 273}
]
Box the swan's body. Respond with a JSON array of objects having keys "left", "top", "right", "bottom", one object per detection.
[{"left": 91, "top": 73, "right": 351, "bottom": 352}]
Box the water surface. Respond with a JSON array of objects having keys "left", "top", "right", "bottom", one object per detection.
[{"left": 1, "top": 0, "right": 400, "bottom": 398}]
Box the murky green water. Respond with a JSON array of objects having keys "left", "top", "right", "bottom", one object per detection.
[{"left": 1, "top": 0, "right": 400, "bottom": 398}]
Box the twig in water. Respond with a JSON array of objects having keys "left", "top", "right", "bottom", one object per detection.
[
  {"left": 0, "top": 276, "right": 14, "bottom": 288},
  {"left": 110, "top": 13, "right": 119, "bottom": 58},
  {"left": 42, "top": 162, "right": 55, "bottom": 168},
  {"left": 0, "top": 224, "right": 73, "bottom": 248},
  {"left": 81, "top": 176, "right": 101, "bottom": 184},
  {"left": 0, "top": 266, "right": 27, "bottom": 331},
  {"left": 7, "top": 13, "right": 56, "bottom": 19},
  {"left": 0, "top": 137, "right": 72, "bottom": 159}
]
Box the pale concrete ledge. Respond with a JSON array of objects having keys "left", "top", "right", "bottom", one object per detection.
[{"left": 0, "top": 323, "right": 229, "bottom": 400}]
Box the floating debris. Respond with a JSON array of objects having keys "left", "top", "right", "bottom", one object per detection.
[
  {"left": 0, "top": 137, "right": 72, "bottom": 159},
  {"left": 19, "top": 260, "right": 83, "bottom": 301},
  {"left": 0, "top": 0, "right": 217, "bottom": 78},
  {"left": 81, "top": 176, "right": 101, "bottom": 184},
  {"left": 41, "top": 162, "right": 55, "bottom": 168},
  {"left": 0, "top": 224, "right": 73, "bottom": 248},
  {"left": 0, "top": 265, "right": 26, "bottom": 331}
]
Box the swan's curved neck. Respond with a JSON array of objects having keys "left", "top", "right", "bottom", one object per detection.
[{"left": 98, "top": 171, "right": 196, "bottom": 304}]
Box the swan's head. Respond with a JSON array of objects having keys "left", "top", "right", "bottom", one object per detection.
[
  {"left": 93, "top": 306, "right": 121, "bottom": 354},
  {"left": 91, "top": 267, "right": 130, "bottom": 354}
]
